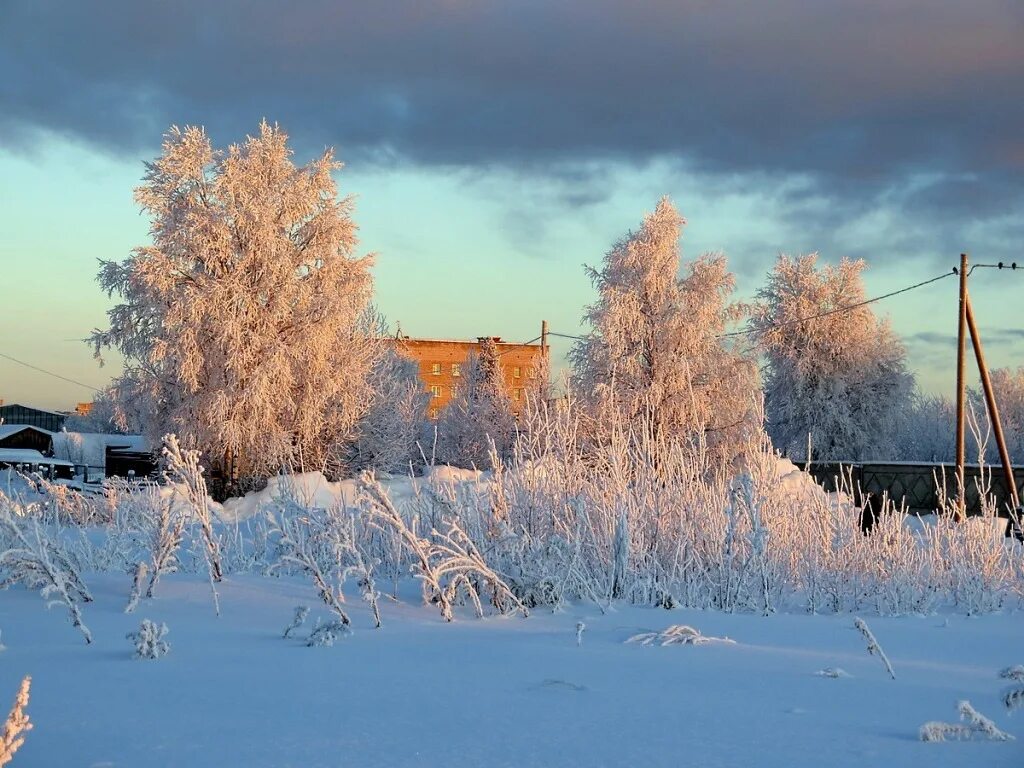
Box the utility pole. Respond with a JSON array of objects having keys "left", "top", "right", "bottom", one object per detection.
[
  {"left": 965, "top": 296, "right": 1021, "bottom": 534},
  {"left": 541, "top": 319, "right": 549, "bottom": 359},
  {"left": 954, "top": 253, "right": 968, "bottom": 521}
]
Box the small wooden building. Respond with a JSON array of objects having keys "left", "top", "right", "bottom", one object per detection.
[
  {"left": 0, "top": 424, "right": 55, "bottom": 455},
  {"left": 105, "top": 445, "right": 159, "bottom": 480}
]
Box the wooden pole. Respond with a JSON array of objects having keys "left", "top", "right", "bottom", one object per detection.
[
  {"left": 541, "top": 319, "right": 549, "bottom": 358},
  {"left": 965, "top": 296, "right": 1020, "bottom": 518},
  {"left": 954, "top": 253, "right": 969, "bottom": 521}
]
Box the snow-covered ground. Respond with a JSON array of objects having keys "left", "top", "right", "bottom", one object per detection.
[{"left": 2, "top": 573, "right": 1022, "bottom": 768}]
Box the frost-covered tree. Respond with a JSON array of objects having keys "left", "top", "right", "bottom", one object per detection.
[
  {"left": 347, "top": 348, "right": 429, "bottom": 473},
  {"left": 435, "top": 338, "right": 518, "bottom": 468},
  {"left": 986, "top": 367, "right": 1024, "bottom": 462},
  {"left": 894, "top": 393, "right": 956, "bottom": 462},
  {"left": 91, "top": 122, "right": 378, "bottom": 484},
  {"left": 569, "top": 198, "right": 758, "bottom": 457},
  {"left": 751, "top": 254, "right": 914, "bottom": 461},
  {"left": 52, "top": 432, "right": 86, "bottom": 466},
  {"left": 62, "top": 389, "right": 127, "bottom": 434}
]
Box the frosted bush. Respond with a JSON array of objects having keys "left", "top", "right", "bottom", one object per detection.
[
  {"left": 143, "top": 489, "right": 186, "bottom": 600},
  {"left": 815, "top": 668, "right": 852, "bottom": 678},
  {"left": 127, "top": 619, "right": 170, "bottom": 660},
  {"left": 306, "top": 618, "right": 350, "bottom": 647},
  {"left": 626, "top": 625, "right": 734, "bottom": 647},
  {"left": 0, "top": 490, "right": 93, "bottom": 644},
  {"left": 1000, "top": 665, "right": 1024, "bottom": 682},
  {"left": 920, "top": 700, "right": 1014, "bottom": 742},
  {"left": 1004, "top": 687, "right": 1024, "bottom": 713},
  {"left": 124, "top": 561, "right": 148, "bottom": 614},
  {"left": 164, "top": 435, "right": 222, "bottom": 615},
  {"left": 12, "top": 374, "right": 1023, "bottom": 630},
  {"left": 361, "top": 472, "right": 527, "bottom": 622},
  {"left": 854, "top": 618, "right": 895, "bottom": 680},
  {"left": 0, "top": 676, "right": 31, "bottom": 768},
  {"left": 283, "top": 606, "right": 310, "bottom": 639}
]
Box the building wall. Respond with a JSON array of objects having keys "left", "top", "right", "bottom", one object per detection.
[
  {"left": 0, "top": 427, "right": 54, "bottom": 455},
  {"left": 394, "top": 337, "right": 546, "bottom": 418},
  {"left": 0, "top": 404, "right": 65, "bottom": 433}
]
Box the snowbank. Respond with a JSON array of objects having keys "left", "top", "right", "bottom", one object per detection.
[
  {"left": 768, "top": 456, "right": 844, "bottom": 507},
  {"left": 215, "top": 457, "right": 838, "bottom": 525},
  {"left": 218, "top": 465, "right": 485, "bottom": 523}
]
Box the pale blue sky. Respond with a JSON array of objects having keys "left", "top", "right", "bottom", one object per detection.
[
  {"left": 1, "top": 2, "right": 1022, "bottom": 409},
  {"left": 2, "top": 135, "right": 1019, "bottom": 410}
]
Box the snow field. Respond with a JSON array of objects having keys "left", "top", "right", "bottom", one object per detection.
[{"left": 2, "top": 573, "right": 1022, "bottom": 768}]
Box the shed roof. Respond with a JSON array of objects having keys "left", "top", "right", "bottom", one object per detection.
[{"left": 0, "top": 424, "right": 55, "bottom": 440}]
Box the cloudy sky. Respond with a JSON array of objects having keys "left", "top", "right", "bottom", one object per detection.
[{"left": 2, "top": 1, "right": 1022, "bottom": 408}]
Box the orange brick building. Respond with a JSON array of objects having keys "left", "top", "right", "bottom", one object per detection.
[{"left": 394, "top": 329, "right": 548, "bottom": 418}]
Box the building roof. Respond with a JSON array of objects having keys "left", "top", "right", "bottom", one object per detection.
[
  {"left": 0, "top": 448, "right": 74, "bottom": 466},
  {"left": 395, "top": 337, "right": 544, "bottom": 348},
  {"left": 0, "top": 403, "right": 65, "bottom": 417},
  {"left": 0, "top": 424, "right": 55, "bottom": 440}
]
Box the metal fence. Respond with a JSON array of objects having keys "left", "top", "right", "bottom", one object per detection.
[{"left": 806, "top": 461, "right": 1024, "bottom": 517}]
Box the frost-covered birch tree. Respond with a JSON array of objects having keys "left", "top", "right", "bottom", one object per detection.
[
  {"left": 435, "top": 338, "right": 518, "bottom": 468},
  {"left": 569, "top": 197, "right": 758, "bottom": 458},
  {"left": 91, "top": 122, "right": 378, "bottom": 485},
  {"left": 986, "top": 367, "right": 1024, "bottom": 461},
  {"left": 347, "top": 348, "right": 429, "bottom": 473},
  {"left": 751, "top": 254, "right": 914, "bottom": 461}
]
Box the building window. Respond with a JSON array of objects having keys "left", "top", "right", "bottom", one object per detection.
[
  {"left": 429, "top": 408, "right": 438, "bottom": 420},
  {"left": 513, "top": 366, "right": 521, "bottom": 379},
  {"left": 431, "top": 363, "right": 442, "bottom": 375},
  {"left": 452, "top": 363, "right": 461, "bottom": 377},
  {"left": 514, "top": 388, "right": 523, "bottom": 401},
  {"left": 430, "top": 385, "right": 442, "bottom": 398}
]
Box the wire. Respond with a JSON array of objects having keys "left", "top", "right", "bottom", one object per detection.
[
  {"left": 548, "top": 270, "right": 954, "bottom": 342},
  {"left": 496, "top": 336, "right": 543, "bottom": 356},
  {"left": 0, "top": 351, "right": 102, "bottom": 392},
  {"left": 0, "top": 266, "right": 982, "bottom": 390},
  {"left": 967, "top": 262, "right": 1020, "bottom": 276},
  {"left": 718, "top": 269, "right": 957, "bottom": 339},
  {"left": 547, "top": 331, "right": 586, "bottom": 341}
]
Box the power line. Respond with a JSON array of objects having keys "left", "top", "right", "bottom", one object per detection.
[
  {"left": 541, "top": 268, "right": 960, "bottom": 344},
  {"left": 496, "top": 336, "right": 543, "bottom": 356},
  {"left": 967, "top": 262, "right": 1020, "bottom": 276},
  {"left": 0, "top": 265, "right": 993, "bottom": 390},
  {"left": 0, "top": 351, "right": 102, "bottom": 393},
  {"left": 719, "top": 269, "right": 956, "bottom": 339}
]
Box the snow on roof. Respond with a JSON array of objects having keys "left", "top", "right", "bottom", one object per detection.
[
  {"left": 0, "top": 448, "right": 74, "bottom": 466},
  {"left": 0, "top": 424, "right": 55, "bottom": 440},
  {"left": 71, "top": 433, "right": 147, "bottom": 451}
]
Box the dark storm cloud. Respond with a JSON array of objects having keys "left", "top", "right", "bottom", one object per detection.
[
  {"left": 2, "top": 1, "right": 1023, "bottom": 180},
  {"left": 3, "top": 0, "right": 1023, "bottom": 266}
]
